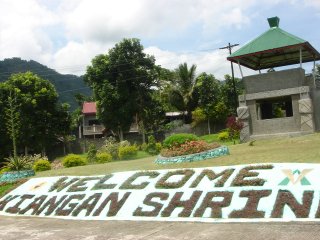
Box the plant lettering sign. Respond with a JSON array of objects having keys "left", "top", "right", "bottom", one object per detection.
[{"left": 1, "top": 163, "right": 320, "bottom": 222}]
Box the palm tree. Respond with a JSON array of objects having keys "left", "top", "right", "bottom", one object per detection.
[{"left": 169, "top": 63, "right": 197, "bottom": 123}]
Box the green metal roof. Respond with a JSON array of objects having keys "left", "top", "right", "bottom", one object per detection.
[{"left": 227, "top": 17, "right": 320, "bottom": 70}]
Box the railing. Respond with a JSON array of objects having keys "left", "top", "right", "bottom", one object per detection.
[{"left": 83, "top": 125, "right": 104, "bottom": 135}]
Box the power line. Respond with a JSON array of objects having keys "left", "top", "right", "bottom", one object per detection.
[{"left": 219, "top": 43, "right": 239, "bottom": 114}]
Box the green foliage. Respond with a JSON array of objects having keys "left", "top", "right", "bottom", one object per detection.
[
  {"left": 118, "top": 145, "right": 138, "bottom": 160},
  {"left": 0, "top": 167, "right": 10, "bottom": 174},
  {"left": 4, "top": 90, "right": 21, "bottom": 157},
  {"left": 139, "top": 143, "right": 148, "bottom": 151},
  {"left": 218, "top": 131, "right": 230, "bottom": 141},
  {"left": 96, "top": 152, "right": 112, "bottom": 163},
  {"left": 146, "top": 135, "right": 162, "bottom": 155},
  {"left": 163, "top": 120, "right": 184, "bottom": 132},
  {"left": 221, "top": 74, "right": 244, "bottom": 114},
  {"left": 191, "top": 107, "right": 206, "bottom": 127},
  {"left": 169, "top": 63, "right": 198, "bottom": 122},
  {"left": 163, "top": 133, "right": 199, "bottom": 148},
  {"left": 2, "top": 156, "right": 33, "bottom": 171},
  {"left": 85, "top": 38, "right": 159, "bottom": 139},
  {"left": 62, "top": 154, "right": 87, "bottom": 168},
  {"left": 100, "top": 136, "right": 120, "bottom": 160},
  {"left": 87, "top": 144, "right": 97, "bottom": 163},
  {"left": 33, "top": 159, "right": 51, "bottom": 172},
  {"left": 0, "top": 72, "right": 72, "bottom": 155}
]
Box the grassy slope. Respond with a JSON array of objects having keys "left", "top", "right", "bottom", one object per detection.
[{"left": 36, "top": 133, "right": 320, "bottom": 177}]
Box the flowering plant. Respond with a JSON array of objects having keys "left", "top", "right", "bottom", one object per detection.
[{"left": 160, "top": 140, "right": 220, "bottom": 157}]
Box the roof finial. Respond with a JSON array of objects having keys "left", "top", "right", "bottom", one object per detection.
[{"left": 268, "top": 16, "right": 280, "bottom": 28}]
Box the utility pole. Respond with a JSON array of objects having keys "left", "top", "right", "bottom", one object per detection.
[{"left": 220, "top": 43, "right": 239, "bottom": 114}]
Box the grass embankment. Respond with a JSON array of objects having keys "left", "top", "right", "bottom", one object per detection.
[
  {"left": 35, "top": 133, "right": 320, "bottom": 177},
  {"left": 0, "top": 180, "right": 26, "bottom": 197}
]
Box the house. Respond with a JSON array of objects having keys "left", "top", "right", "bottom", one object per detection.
[
  {"left": 227, "top": 17, "right": 320, "bottom": 142},
  {"left": 80, "top": 102, "right": 104, "bottom": 138},
  {"left": 80, "top": 102, "right": 139, "bottom": 138}
]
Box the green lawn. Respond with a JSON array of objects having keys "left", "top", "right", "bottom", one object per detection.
[
  {"left": 199, "top": 133, "right": 237, "bottom": 145},
  {"left": 0, "top": 181, "right": 24, "bottom": 197},
  {"left": 35, "top": 133, "right": 320, "bottom": 177}
]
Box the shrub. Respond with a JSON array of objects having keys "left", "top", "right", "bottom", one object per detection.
[
  {"left": 96, "top": 152, "right": 112, "bottom": 163},
  {"left": 119, "top": 140, "right": 131, "bottom": 147},
  {"left": 139, "top": 143, "right": 148, "bottom": 151},
  {"left": 163, "top": 133, "right": 199, "bottom": 148},
  {"left": 62, "top": 154, "right": 87, "bottom": 168},
  {"left": 118, "top": 145, "right": 138, "bottom": 160},
  {"left": 33, "top": 159, "right": 51, "bottom": 172},
  {"left": 218, "top": 131, "right": 229, "bottom": 141},
  {"left": 226, "top": 116, "right": 244, "bottom": 144},
  {"left": 100, "top": 136, "right": 119, "bottom": 160},
  {"left": 2, "top": 156, "right": 33, "bottom": 171},
  {"left": 146, "top": 136, "right": 162, "bottom": 155},
  {"left": 87, "top": 144, "right": 97, "bottom": 163},
  {"left": 0, "top": 167, "right": 10, "bottom": 174},
  {"left": 160, "top": 140, "right": 220, "bottom": 157}
]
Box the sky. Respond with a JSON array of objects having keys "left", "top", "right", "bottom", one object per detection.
[{"left": 0, "top": 0, "right": 320, "bottom": 79}]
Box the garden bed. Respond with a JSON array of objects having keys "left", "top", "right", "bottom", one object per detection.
[
  {"left": 155, "top": 146, "right": 229, "bottom": 164},
  {"left": 0, "top": 170, "right": 35, "bottom": 183}
]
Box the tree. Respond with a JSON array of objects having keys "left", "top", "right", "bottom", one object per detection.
[
  {"left": 192, "top": 73, "right": 228, "bottom": 134},
  {"left": 169, "top": 63, "right": 197, "bottom": 122},
  {"left": 85, "top": 38, "right": 160, "bottom": 141},
  {"left": 4, "top": 90, "right": 21, "bottom": 158},
  {"left": 221, "top": 74, "right": 244, "bottom": 114},
  {"left": 1, "top": 72, "right": 72, "bottom": 155}
]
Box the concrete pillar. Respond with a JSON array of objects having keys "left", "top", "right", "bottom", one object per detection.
[
  {"left": 237, "top": 105, "right": 250, "bottom": 143},
  {"left": 298, "top": 98, "right": 314, "bottom": 132}
]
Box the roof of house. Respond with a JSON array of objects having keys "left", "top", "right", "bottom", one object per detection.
[
  {"left": 227, "top": 17, "right": 320, "bottom": 70},
  {"left": 82, "top": 102, "right": 97, "bottom": 115}
]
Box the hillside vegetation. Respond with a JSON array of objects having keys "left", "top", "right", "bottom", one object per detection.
[{"left": 0, "top": 58, "right": 92, "bottom": 110}]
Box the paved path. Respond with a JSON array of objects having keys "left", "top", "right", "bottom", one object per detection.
[{"left": 0, "top": 216, "right": 320, "bottom": 240}]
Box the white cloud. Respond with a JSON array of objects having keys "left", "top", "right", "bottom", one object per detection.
[
  {"left": 52, "top": 41, "right": 112, "bottom": 75},
  {"left": 145, "top": 46, "right": 250, "bottom": 79},
  {"left": 0, "top": 0, "right": 58, "bottom": 64},
  {"left": 0, "top": 0, "right": 315, "bottom": 79}
]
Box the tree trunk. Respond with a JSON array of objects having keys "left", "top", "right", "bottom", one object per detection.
[
  {"left": 119, "top": 128, "right": 124, "bottom": 141},
  {"left": 24, "top": 146, "right": 28, "bottom": 156},
  {"left": 207, "top": 118, "right": 211, "bottom": 135},
  {"left": 63, "top": 143, "right": 66, "bottom": 155},
  {"left": 41, "top": 147, "right": 46, "bottom": 156}
]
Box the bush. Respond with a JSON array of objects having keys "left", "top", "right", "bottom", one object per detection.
[
  {"left": 146, "top": 136, "right": 162, "bottom": 155},
  {"left": 62, "top": 154, "right": 87, "bottom": 168},
  {"left": 100, "top": 136, "right": 119, "bottom": 160},
  {"left": 0, "top": 167, "right": 10, "bottom": 174},
  {"left": 163, "top": 133, "right": 199, "bottom": 148},
  {"left": 96, "top": 152, "right": 112, "bottom": 163},
  {"left": 33, "top": 159, "right": 51, "bottom": 172},
  {"left": 218, "top": 131, "right": 229, "bottom": 141},
  {"left": 118, "top": 145, "right": 138, "bottom": 160},
  {"left": 139, "top": 142, "right": 148, "bottom": 151},
  {"left": 226, "top": 116, "right": 244, "bottom": 144},
  {"left": 160, "top": 140, "right": 220, "bottom": 157},
  {"left": 2, "top": 156, "right": 33, "bottom": 171},
  {"left": 87, "top": 144, "right": 97, "bottom": 163}
]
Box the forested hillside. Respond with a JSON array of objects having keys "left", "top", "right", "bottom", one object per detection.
[{"left": 0, "top": 58, "right": 92, "bottom": 110}]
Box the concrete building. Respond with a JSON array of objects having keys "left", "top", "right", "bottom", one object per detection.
[{"left": 227, "top": 17, "right": 320, "bottom": 142}]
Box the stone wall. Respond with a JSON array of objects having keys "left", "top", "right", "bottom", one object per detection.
[
  {"left": 237, "top": 68, "right": 319, "bottom": 142},
  {"left": 243, "top": 68, "right": 305, "bottom": 94}
]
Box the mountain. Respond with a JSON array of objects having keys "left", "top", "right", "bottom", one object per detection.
[{"left": 0, "top": 58, "right": 92, "bottom": 110}]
